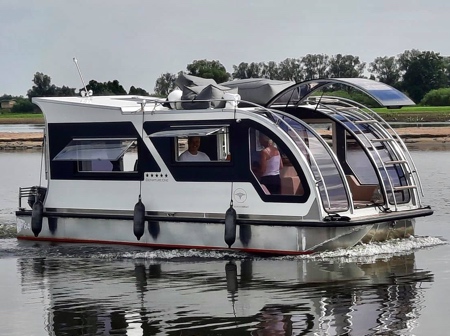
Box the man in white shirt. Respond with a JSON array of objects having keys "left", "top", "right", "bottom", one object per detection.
[{"left": 178, "top": 136, "right": 210, "bottom": 161}]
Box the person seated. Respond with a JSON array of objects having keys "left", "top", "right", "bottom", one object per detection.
[{"left": 178, "top": 136, "right": 210, "bottom": 162}]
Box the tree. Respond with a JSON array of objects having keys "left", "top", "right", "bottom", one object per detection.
[
  {"left": 154, "top": 73, "right": 177, "bottom": 97},
  {"left": 397, "top": 49, "right": 421, "bottom": 73},
  {"left": 129, "top": 86, "right": 149, "bottom": 96},
  {"left": 278, "top": 58, "right": 303, "bottom": 82},
  {"left": 11, "top": 97, "right": 35, "bottom": 113},
  {"left": 402, "top": 51, "right": 447, "bottom": 103},
  {"left": 27, "top": 72, "right": 56, "bottom": 99},
  {"left": 86, "top": 79, "right": 127, "bottom": 96},
  {"left": 232, "top": 62, "right": 264, "bottom": 79},
  {"left": 368, "top": 56, "right": 400, "bottom": 86},
  {"left": 0, "top": 94, "right": 13, "bottom": 100},
  {"left": 443, "top": 56, "right": 450, "bottom": 87},
  {"left": 27, "top": 72, "right": 77, "bottom": 98},
  {"left": 260, "top": 61, "right": 280, "bottom": 79},
  {"left": 55, "top": 86, "right": 77, "bottom": 97},
  {"left": 186, "top": 59, "right": 230, "bottom": 83},
  {"left": 86, "top": 80, "right": 110, "bottom": 95},
  {"left": 106, "top": 80, "right": 127, "bottom": 95},
  {"left": 232, "top": 62, "right": 249, "bottom": 79},
  {"left": 301, "top": 54, "right": 329, "bottom": 80},
  {"left": 327, "top": 54, "right": 365, "bottom": 78}
]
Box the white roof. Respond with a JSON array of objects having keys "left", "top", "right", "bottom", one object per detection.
[{"left": 32, "top": 95, "right": 167, "bottom": 112}]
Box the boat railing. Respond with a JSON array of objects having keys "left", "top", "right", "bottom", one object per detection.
[
  {"left": 120, "top": 97, "right": 277, "bottom": 115},
  {"left": 318, "top": 96, "right": 424, "bottom": 202},
  {"left": 311, "top": 96, "right": 424, "bottom": 199},
  {"left": 310, "top": 97, "right": 421, "bottom": 210},
  {"left": 18, "top": 186, "right": 46, "bottom": 211}
]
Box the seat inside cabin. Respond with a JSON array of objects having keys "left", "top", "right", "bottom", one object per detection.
[
  {"left": 280, "top": 165, "right": 303, "bottom": 195},
  {"left": 346, "top": 175, "right": 380, "bottom": 208}
]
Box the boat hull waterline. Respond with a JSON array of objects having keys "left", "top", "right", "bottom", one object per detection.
[{"left": 16, "top": 213, "right": 422, "bottom": 254}]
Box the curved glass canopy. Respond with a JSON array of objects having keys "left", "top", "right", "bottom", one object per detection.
[{"left": 267, "top": 78, "right": 415, "bottom": 108}]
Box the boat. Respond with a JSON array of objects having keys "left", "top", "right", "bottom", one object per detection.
[{"left": 16, "top": 74, "right": 433, "bottom": 254}]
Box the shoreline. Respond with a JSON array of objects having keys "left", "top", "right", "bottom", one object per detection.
[{"left": 1, "top": 127, "right": 450, "bottom": 151}]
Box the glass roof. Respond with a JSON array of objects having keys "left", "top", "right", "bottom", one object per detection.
[{"left": 267, "top": 78, "right": 415, "bottom": 108}]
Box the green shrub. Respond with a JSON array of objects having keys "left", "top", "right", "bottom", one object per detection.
[
  {"left": 11, "top": 98, "right": 35, "bottom": 113},
  {"left": 420, "top": 88, "right": 450, "bottom": 106}
]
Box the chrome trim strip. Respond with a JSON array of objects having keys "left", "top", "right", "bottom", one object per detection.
[{"left": 17, "top": 206, "right": 433, "bottom": 228}]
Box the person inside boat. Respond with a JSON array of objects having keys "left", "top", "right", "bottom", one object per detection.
[
  {"left": 178, "top": 136, "right": 210, "bottom": 162},
  {"left": 258, "top": 133, "right": 283, "bottom": 194}
]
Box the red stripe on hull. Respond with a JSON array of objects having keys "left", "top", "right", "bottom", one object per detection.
[{"left": 16, "top": 236, "right": 314, "bottom": 256}]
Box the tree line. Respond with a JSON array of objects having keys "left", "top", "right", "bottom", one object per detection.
[
  {"left": 2, "top": 49, "right": 450, "bottom": 113},
  {"left": 153, "top": 50, "right": 450, "bottom": 104}
]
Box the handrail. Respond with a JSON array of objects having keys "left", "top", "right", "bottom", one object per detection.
[
  {"left": 308, "top": 97, "right": 421, "bottom": 209},
  {"left": 324, "top": 96, "right": 423, "bottom": 205},
  {"left": 121, "top": 97, "right": 279, "bottom": 115},
  {"left": 311, "top": 95, "right": 424, "bottom": 199},
  {"left": 312, "top": 104, "right": 399, "bottom": 210}
]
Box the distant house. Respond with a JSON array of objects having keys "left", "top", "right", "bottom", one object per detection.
[{"left": 0, "top": 99, "right": 16, "bottom": 110}]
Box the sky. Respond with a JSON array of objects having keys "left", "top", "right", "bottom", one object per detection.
[{"left": 2, "top": 0, "right": 450, "bottom": 96}]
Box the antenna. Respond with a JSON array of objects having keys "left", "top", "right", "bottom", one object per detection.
[{"left": 73, "top": 57, "right": 92, "bottom": 97}]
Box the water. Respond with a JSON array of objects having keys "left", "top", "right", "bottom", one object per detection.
[
  {"left": 0, "top": 150, "right": 449, "bottom": 335},
  {"left": 0, "top": 124, "right": 44, "bottom": 133}
]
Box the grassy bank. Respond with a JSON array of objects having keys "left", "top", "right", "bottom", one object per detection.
[
  {"left": 0, "top": 113, "right": 44, "bottom": 124},
  {"left": 373, "top": 106, "right": 450, "bottom": 122}
]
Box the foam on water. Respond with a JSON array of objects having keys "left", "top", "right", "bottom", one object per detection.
[
  {"left": 0, "top": 224, "right": 17, "bottom": 239},
  {"left": 92, "top": 235, "right": 447, "bottom": 261},
  {"left": 289, "top": 235, "right": 448, "bottom": 263}
]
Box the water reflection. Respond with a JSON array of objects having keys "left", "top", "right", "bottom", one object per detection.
[{"left": 17, "top": 253, "right": 433, "bottom": 335}]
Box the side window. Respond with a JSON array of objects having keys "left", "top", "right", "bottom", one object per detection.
[
  {"left": 175, "top": 127, "right": 230, "bottom": 162},
  {"left": 53, "top": 138, "right": 138, "bottom": 172},
  {"left": 249, "top": 128, "right": 304, "bottom": 196}
]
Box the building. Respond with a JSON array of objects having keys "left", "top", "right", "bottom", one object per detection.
[{"left": 0, "top": 99, "right": 16, "bottom": 110}]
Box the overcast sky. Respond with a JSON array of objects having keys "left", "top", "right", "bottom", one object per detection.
[{"left": 2, "top": 0, "right": 450, "bottom": 96}]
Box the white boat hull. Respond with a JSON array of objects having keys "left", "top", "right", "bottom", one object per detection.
[{"left": 16, "top": 214, "right": 373, "bottom": 254}]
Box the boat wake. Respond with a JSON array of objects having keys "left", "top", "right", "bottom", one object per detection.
[
  {"left": 0, "top": 223, "right": 17, "bottom": 239},
  {"left": 295, "top": 235, "right": 447, "bottom": 262},
  {"left": 98, "top": 235, "right": 447, "bottom": 261}
]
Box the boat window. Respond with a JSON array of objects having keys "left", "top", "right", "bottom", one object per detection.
[
  {"left": 249, "top": 128, "right": 304, "bottom": 196},
  {"left": 172, "top": 126, "right": 230, "bottom": 162},
  {"left": 307, "top": 122, "right": 334, "bottom": 149},
  {"left": 345, "top": 131, "right": 379, "bottom": 184},
  {"left": 53, "top": 138, "right": 138, "bottom": 172}
]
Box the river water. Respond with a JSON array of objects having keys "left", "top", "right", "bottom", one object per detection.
[{"left": 0, "top": 150, "right": 448, "bottom": 336}]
